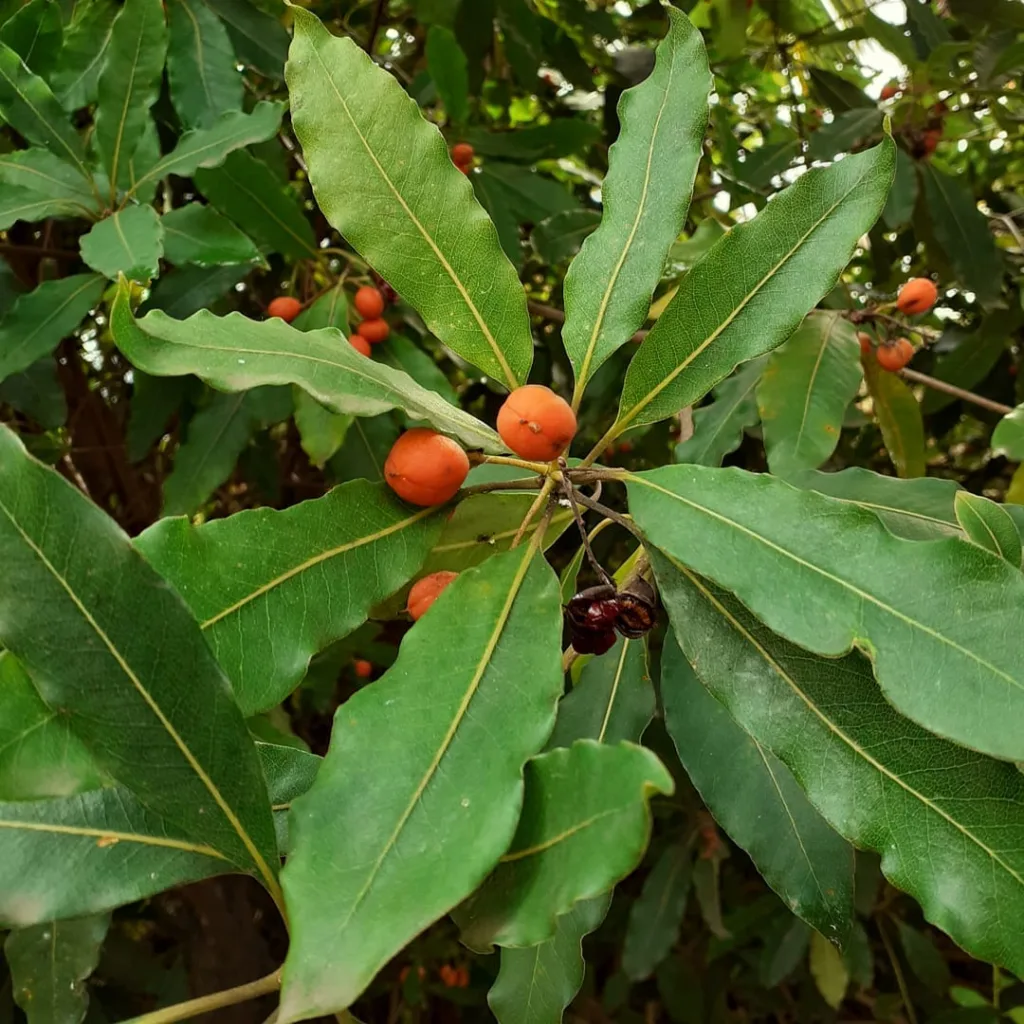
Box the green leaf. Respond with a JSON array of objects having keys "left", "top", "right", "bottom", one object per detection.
[
  {"left": 922, "top": 164, "right": 1004, "bottom": 304},
  {"left": 547, "top": 637, "right": 654, "bottom": 749},
  {"left": 0, "top": 426, "right": 280, "bottom": 892},
  {"left": 5, "top": 914, "right": 110, "bottom": 1024},
  {"left": 126, "top": 372, "right": 191, "bottom": 460},
  {"left": 167, "top": 0, "right": 242, "bottom": 128},
  {"left": 488, "top": 895, "right": 612, "bottom": 1024},
  {"left": 136, "top": 480, "right": 444, "bottom": 715},
  {"left": 756, "top": 312, "right": 862, "bottom": 479},
  {"left": 293, "top": 388, "right": 351, "bottom": 468},
  {"left": 194, "top": 148, "right": 317, "bottom": 259},
  {"left": 328, "top": 413, "right": 399, "bottom": 484},
  {"left": 628, "top": 464, "right": 1024, "bottom": 761},
  {"left": 954, "top": 491, "right": 1022, "bottom": 567},
  {"left": 0, "top": 41, "right": 89, "bottom": 179},
  {"left": 531, "top": 209, "right": 600, "bottom": 265},
  {"left": 457, "top": 741, "right": 672, "bottom": 951},
  {"left": 279, "top": 547, "right": 564, "bottom": 1019},
  {"left": 882, "top": 147, "right": 918, "bottom": 229},
  {"left": 293, "top": 281, "right": 348, "bottom": 332},
  {"left": 202, "top": 0, "right": 288, "bottom": 78},
  {"left": 894, "top": 919, "right": 950, "bottom": 993},
  {"left": 806, "top": 108, "right": 881, "bottom": 161},
  {"left": 561, "top": 8, "right": 710, "bottom": 399},
  {"left": 621, "top": 842, "right": 693, "bottom": 980},
  {"left": 93, "top": 0, "right": 167, "bottom": 195},
  {"left": 161, "top": 203, "right": 262, "bottom": 267},
  {"left": 80, "top": 205, "right": 164, "bottom": 280},
  {"left": 161, "top": 386, "right": 287, "bottom": 515},
  {"left": 653, "top": 557, "right": 1024, "bottom": 980},
  {"left": 121, "top": 116, "right": 160, "bottom": 202},
  {"left": 993, "top": 403, "right": 1024, "bottom": 461},
  {"left": 674, "top": 357, "right": 764, "bottom": 467},
  {"left": 285, "top": 8, "right": 532, "bottom": 390},
  {"left": 0, "top": 651, "right": 104, "bottom": 800},
  {"left": 50, "top": 0, "right": 117, "bottom": 110},
  {"left": 465, "top": 121, "right": 601, "bottom": 163},
  {"left": 0, "top": 274, "right": 104, "bottom": 384},
  {"left": 863, "top": 355, "right": 926, "bottom": 478},
  {"left": 661, "top": 634, "right": 854, "bottom": 940},
  {"left": 124, "top": 102, "right": 284, "bottom": 204},
  {"left": 0, "top": 0, "right": 62, "bottom": 77},
  {"left": 0, "top": 187, "right": 94, "bottom": 229},
  {"left": 0, "top": 148, "right": 100, "bottom": 211},
  {"left": 809, "top": 931, "right": 848, "bottom": 1009},
  {"left": 141, "top": 261, "right": 249, "bottom": 319},
  {"left": 109, "top": 279, "right": 504, "bottom": 452},
  {"left": 612, "top": 137, "right": 894, "bottom": 438},
  {"left": 426, "top": 25, "right": 468, "bottom": 125},
  {"left": 0, "top": 357, "right": 66, "bottom": 429},
  {"left": 377, "top": 334, "right": 458, "bottom": 406},
  {"left": 473, "top": 161, "right": 579, "bottom": 225}
]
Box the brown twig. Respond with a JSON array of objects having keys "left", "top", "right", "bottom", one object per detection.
[
  {"left": 366, "top": 0, "right": 387, "bottom": 54},
  {"left": 527, "top": 300, "right": 649, "bottom": 344},
  {"left": 900, "top": 368, "right": 1013, "bottom": 415},
  {"left": 570, "top": 486, "right": 646, "bottom": 543}
]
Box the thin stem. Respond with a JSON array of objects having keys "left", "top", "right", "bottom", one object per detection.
[
  {"left": 878, "top": 918, "right": 918, "bottom": 1024},
  {"left": 899, "top": 368, "right": 1013, "bottom": 415},
  {"left": 366, "top": 0, "right": 387, "bottom": 53},
  {"left": 527, "top": 300, "right": 649, "bottom": 346},
  {"left": 469, "top": 453, "right": 550, "bottom": 474},
  {"left": 460, "top": 477, "right": 545, "bottom": 497},
  {"left": 570, "top": 487, "right": 646, "bottom": 543},
  {"left": 122, "top": 971, "right": 281, "bottom": 1024},
  {"left": 558, "top": 470, "right": 612, "bottom": 586},
  {"left": 511, "top": 476, "right": 557, "bottom": 549}
]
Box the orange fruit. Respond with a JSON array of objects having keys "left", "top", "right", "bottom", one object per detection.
[
  {"left": 876, "top": 337, "right": 914, "bottom": 371},
  {"left": 354, "top": 286, "right": 385, "bottom": 319},
  {"left": 896, "top": 278, "right": 938, "bottom": 315},
  {"left": 407, "top": 571, "right": 459, "bottom": 621},
  {"left": 385, "top": 429, "right": 469, "bottom": 506},
  {"left": 267, "top": 296, "right": 302, "bottom": 322},
  {"left": 496, "top": 385, "right": 577, "bottom": 461},
  {"left": 353, "top": 659, "right": 372, "bottom": 679},
  {"left": 857, "top": 331, "right": 873, "bottom": 356},
  {"left": 451, "top": 142, "right": 474, "bottom": 166},
  {"left": 357, "top": 318, "right": 390, "bottom": 344},
  {"left": 880, "top": 83, "right": 900, "bottom": 100},
  {"left": 349, "top": 334, "right": 372, "bottom": 356}
]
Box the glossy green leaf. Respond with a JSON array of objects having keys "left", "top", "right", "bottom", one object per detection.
[
  {"left": 993, "top": 403, "right": 1024, "bottom": 460},
  {"left": 0, "top": 274, "right": 104, "bottom": 384},
  {"left": 203, "top": 0, "right": 288, "bottom": 78},
  {"left": 125, "top": 102, "right": 284, "bottom": 203},
  {"left": 653, "top": 557, "right": 1024, "bottom": 979},
  {"left": 121, "top": 116, "right": 160, "bottom": 201},
  {"left": 50, "top": 0, "right": 117, "bottom": 110},
  {"left": 136, "top": 480, "right": 444, "bottom": 714},
  {"left": 0, "top": 357, "right": 66, "bottom": 430},
  {"left": 377, "top": 334, "right": 458, "bottom": 406},
  {"left": 756, "top": 312, "right": 862, "bottom": 479},
  {"left": 0, "top": 652, "right": 104, "bottom": 800},
  {"left": 530, "top": 209, "right": 601, "bottom": 265},
  {"left": 0, "top": 426, "right": 279, "bottom": 892},
  {"left": 882, "top": 147, "right": 918, "bottom": 229},
  {"left": 457, "top": 740, "right": 672, "bottom": 951},
  {"left": 629, "top": 464, "right": 1024, "bottom": 761},
  {"left": 279, "top": 547, "right": 564, "bottom": 1019},
  {"left": 954, "top": 491, "right": 1022, "bottom": 567},
  {"left": 613, "top": 137, "right": 894, "bottom": 437},
  {"left": 5, "top": 913, "right": 110, "bottom": 1024},
  {"left": 488, "top": 895, "right": 612, "bottom": 1024},
  {"left": 0, "top": 149, "right": 100, "bottom": 212},
  {"left": 661, "top": 635, "right": 854, "bottom": 940},
  {"left": 80, "top": 206, "right": 164, "bottom": 280},
  {"left": 922, "top": 164, "right": 1003, "bottom": 304},
  {"left": 562, "top": 8, "right": 710, "bottom": 399},
  {"left": 464, "top": 121, "right": 601, "bottom": 163},
  {"left": 674, "top": 357, "right": 764, "bottom": 467},
  {"left": 426, "top": 25, "right": 468, "bottom": 124},
  {"left": 167, "top": 0, "right": 242, "bottom": 128},
  {"left": 161, "top": 386, "right": 288, "bottom": 515},
  {"left": 109, "top": 278, "right": 504, "bottom": 452},
  {"left": 0, "top": 187, "right": 93, "bottom": 229},
  {"left": 622, "top": 841, "right": 694, "bottom": 981},
  {"left": 141, "top": 262, "right": 249, "bottom": 319},
  {"left": 0, "top": 0, "right": 62, "bottom": 77},
  {"left": 863, "top": 355, "right": 926, "bottom": 478},
  {"left": 0, "top": 41, "right": 89, "bottom": 179},
  {"left": 547, "top": 637, "right": 654, "bottom": 749},
  {"left": 473, "top": 162, "right": 578, "bottom": 226},
  {"left": 294, "top": 281, "right": 348, "bottom": 332},
  {"left": 286, "top": 8, "right": 532, "bottom": 390},
  {"left": 809, "top": 931, "right": 848, "bottom": 1008},
  {"left": 93, "top": 0, "right": 167, "bottom": 194},
  {"left": 194, "top": 148, "right": 318, "bottom": 259},
  {"left": 329, "top": 413, "right": 399, "bottom": 484},
  {"left": 293, "top": 389, "right": 351, "bottom": 468},
  {"left": 806, "top": 108, "right": 881, "bottom": 161},
  {"left": 161, "top": 203, "right": 262, "bottom": 267}
]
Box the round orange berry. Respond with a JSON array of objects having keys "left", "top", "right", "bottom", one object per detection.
[
  {"left": 354, "top": 286, "right": 385, "bottom": 319},
  {"left": 267, "top": 296, "right": 302, "bottom": 322},
  {"left": 451, "top": 142, "right": 474, "bottom": 166},
  {"left": 408, "top": 571, "right": 459, "bottom": 621},
  {"left": 897, "top": 278, "right": 938, "bottom": 315},
  {"left": 857, "top": 331, "right": 873, "bottom": 356},
  {"left": 357, "top": 318, "right": 390, "bottom": 344},
  {"left": 496, "top": 385, "right": 577, "bottom": 462},
  {"left": 385, "top": 429, "right": 469, "bottom": 506},
  {"left": 349, "top": 334, "right": 372, "bottom": 356},
  {"left": 353, "top": 659, "right": 372, "bottom": 679},
  {"left": 876, "top": 337, "right": 914, "bottom": 372}
]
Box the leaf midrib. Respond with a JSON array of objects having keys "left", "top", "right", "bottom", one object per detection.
[
  {"left": 1, "top": 276, "right": 100, "bottom": 373},
  {"left": 672, "top": 557, "right": 1024, "bottom": 893},
  {"left": 633, "top": 473, "right": 1021, "bottom": 692},
  {"left": 0, "top": 493, "right": 277, "bottom": 890},
  {"left": 0, "top": 816, "right": 228, "bottom": 858},
  {"left": 304, "top": 27, "right": 519, "bottom": 390},
  {"left": 791, "top": 313, "right": 841, "bottom": 460}
]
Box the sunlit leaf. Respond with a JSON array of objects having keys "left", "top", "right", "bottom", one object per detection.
[
  {"left": 80, "top": 206, "right": 164, "bottom": 280},
  {"left": 863, "top": 354, "right": 926, "bottom": 478}
]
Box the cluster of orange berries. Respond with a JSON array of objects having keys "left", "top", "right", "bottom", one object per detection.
[
  {"left": 266, "top": 284, "right": 393, "bottom": 357},
  {"left": 858, "top": 277, "right": 938, "bottom": 373},
  {"left": 451, "top": 142, "right": 474, "bottom": 175},
  {"left": 398, "top": 964, "right": 468, "bottom": 989},
  {"left": 383, "top": 384, "right": 577, "bottom": 620}
]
